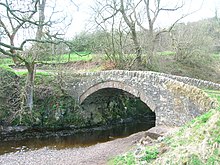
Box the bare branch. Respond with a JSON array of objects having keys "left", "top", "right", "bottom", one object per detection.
[
  {"left": 155, "top": 0, "right": 205, "bottom": 38},
  {"left": 159, "top": 3, "right": 184, "bottom": 12},
  {"left": 0, "top": 19, "right": 11, "bottom": 38},
  {"left": 0, "top": 1, "right": 39, "bottom": 26}
]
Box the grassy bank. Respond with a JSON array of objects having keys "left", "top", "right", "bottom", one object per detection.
[
  {"left": 112, "top": 91, "right": 220, "bottom": 165},
  {"left": 112, "top": 109, "right": 220, "bottom": 165}
]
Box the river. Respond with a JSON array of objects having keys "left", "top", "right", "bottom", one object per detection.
[{"left": 0, "top": 120, "right": 155, "bottom": 156}]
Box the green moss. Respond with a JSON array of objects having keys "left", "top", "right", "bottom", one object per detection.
[
  {"left": 187, "top": 149, "right": 220, "bottom": 165},
  {"left": 12, "top": 94, "right": 85, "bottom": 128}
]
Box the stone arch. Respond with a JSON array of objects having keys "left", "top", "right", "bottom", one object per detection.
[{"left": 79, "top": 81, "right": 156, "bottom": 111}]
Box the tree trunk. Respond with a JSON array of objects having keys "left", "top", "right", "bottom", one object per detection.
[
  {"left": 120, "top": 0, "right": 142, "bottom": 68},
  {"left": 22, "top": 0, "right": 45, "bottom": 112},
  {"left": 146, "top": 30, "right": 155, "bottom": 69},
  {"left": 147, "top": 43, "right": 155, "bottom": 68},
  {"left": 131, "top": 30, "right": 142, "bottom": 65},
  {"left": 25, "top": 62, "right": 35, "bottom": 112}
]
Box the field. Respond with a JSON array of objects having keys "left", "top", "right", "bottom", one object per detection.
[{"left": 0, "top": 52, "right": 95, "bottom": 74}]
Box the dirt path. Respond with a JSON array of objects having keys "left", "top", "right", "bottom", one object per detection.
[{"left": 0, "top": 131, "right": 145, "bottom": 165}]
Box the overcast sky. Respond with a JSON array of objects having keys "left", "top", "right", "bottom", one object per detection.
[{"left": 65, "top": 0, "right": 220, "bottom": 37}]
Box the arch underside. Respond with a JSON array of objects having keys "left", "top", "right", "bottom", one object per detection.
[{"left": 79, "top": 81, "right": 156, "bottom": 111}]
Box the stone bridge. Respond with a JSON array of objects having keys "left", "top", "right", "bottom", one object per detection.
[{"left": 62, "top": 70, "right": 219, "bottom": 126}]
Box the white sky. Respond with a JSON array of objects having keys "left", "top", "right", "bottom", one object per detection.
[
  {"left": 66, "top": 0, "right": 220, "bottom": 37},
  {"left": 1, "top": 0, "right": 219, "bottom": 42},
  {"left": 65, "top": 0, "right": 94, "bottom": 37}
]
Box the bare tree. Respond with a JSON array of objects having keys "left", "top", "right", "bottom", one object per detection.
[
  {"left": 92, "top": 0, "right": 143, "bottom": 68},
  {"left": 133, "top": 0, "right": 186, "bottom": 67},
  {"left": 0, "top": 0, "right": 72, "bottom": 112},
  {"left": 93, "top": 0, "right": 205, "bottom": 69},
  {"left": 171, "top": 20, "right": 213, "bottom": 65},
  {"left": 119, "top": 0, "right": 142, "bottom": 66}
]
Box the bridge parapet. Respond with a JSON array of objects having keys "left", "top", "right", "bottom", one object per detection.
[{"left": 146, "top": 71, "right": 220, "bottom": 90}]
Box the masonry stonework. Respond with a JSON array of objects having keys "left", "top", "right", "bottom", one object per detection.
[{"left": 63, "top": 70, "right": 219, "bottom": 127}]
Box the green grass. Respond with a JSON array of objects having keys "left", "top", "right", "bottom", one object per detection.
[
  {"left": 15, "top": 70, "right": 51, "bottom": 76},
  {"left": 0, "top": 53, "right": 93, "bottom": 66},
  {"left": 0, "top": 64, "right": 14, "bottom": 72},
  {"left": 113, "top": 152, "right": 136, "bottom": 165},
  {"left": 112, "top": 146, "right": 159, "bottom": 165},
  {"left": 148, "top": 108, "right": 220, "bottom": 165},
  {"left": 142, "top": 147, "right": 159, "bottom": 162},
  {"left": 0, "top": 53, "right": 94, "bottom": 76},
  {"left": 212, "top": 53, "right": 220, "bottom": 59},
  {"left": 0, "top": 57, "right": 14, "bottom": 65}
]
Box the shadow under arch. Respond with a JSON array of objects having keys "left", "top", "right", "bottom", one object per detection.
[{"left": 79, "top": 81, "right": 156, "bottom": 112}]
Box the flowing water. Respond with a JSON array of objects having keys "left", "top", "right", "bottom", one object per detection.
[{"left": 0, "top": 120, "right": 155, "bottom": 155}]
